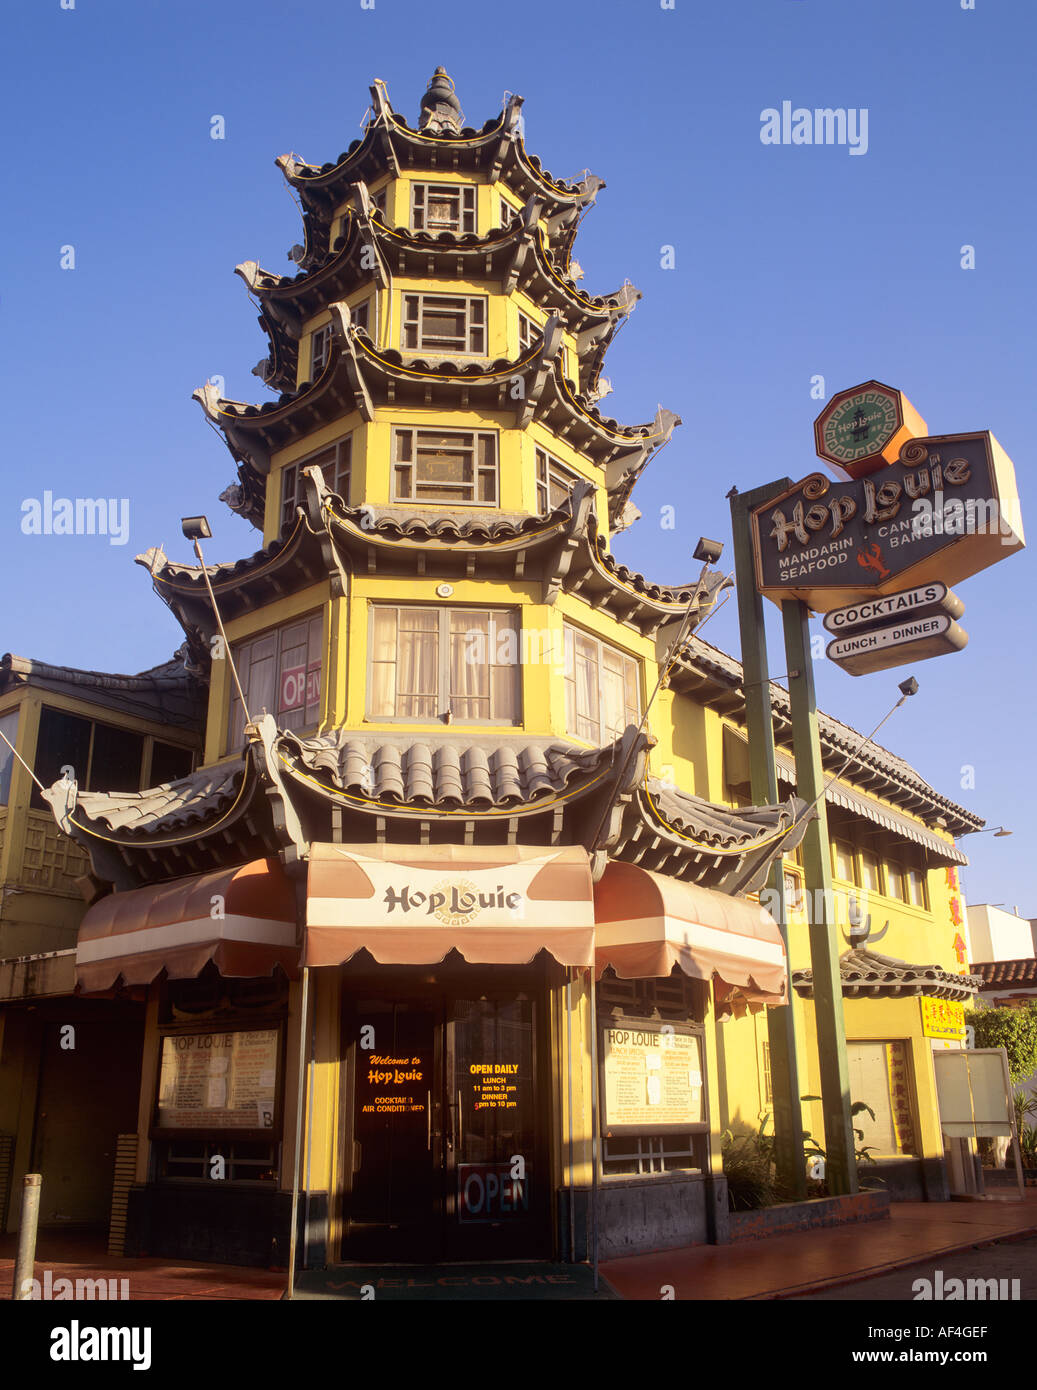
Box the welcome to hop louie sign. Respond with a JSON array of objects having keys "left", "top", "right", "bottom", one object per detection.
[{"left": 750, "top": 431, "right": 1024, "bottom": 613}]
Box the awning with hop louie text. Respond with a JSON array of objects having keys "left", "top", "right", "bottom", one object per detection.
[
  {"left": 75, "top": 858, "right": 300, "bottom": 992},
  {"left": 593, "top": 861, "right": 789, "bottom": 1012},
  {"left": 305, "top": 843, "right": 595, "bottom": 967}
]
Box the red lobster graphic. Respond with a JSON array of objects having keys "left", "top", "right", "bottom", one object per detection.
[{"left": 856, "top": 541, "right": 890, "bottom": 580}]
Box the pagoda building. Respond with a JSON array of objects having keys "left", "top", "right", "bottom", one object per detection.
[{"left": 35, "top": 70, "right": 979, "bottom": 1269}]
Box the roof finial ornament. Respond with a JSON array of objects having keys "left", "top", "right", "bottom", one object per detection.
[{"left": 419, "top": 66, "right": 463, "bottom": 134}]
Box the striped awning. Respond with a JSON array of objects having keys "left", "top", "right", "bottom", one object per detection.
[
  {"left": 593, "top": 861, "right": 788, "bottom": 1010},
  {"left": 75, "top": 858, "right": 300, "bottom": 992},
  {"left": 305, "top": 843, "right": 595, "bottom": 967}
]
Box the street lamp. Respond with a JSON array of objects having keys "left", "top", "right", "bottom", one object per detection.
[{"left": 961, "top": 826, "right": 1012, "bottom": 838}]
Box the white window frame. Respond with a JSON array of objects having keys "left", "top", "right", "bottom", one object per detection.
[
  {"left": 535, "top": 447, "right": 579, "bottom": 514},
  {"left": 392, "top": 428, "right": 498, "bottom": 506},
  {"left": 227, "top": 612, "right": 323, "bottom": 752},
  {"left": 280, "top": 436, "right": 352, "bottom": 532},
  {"left": 500, "top": 195, "right": 518, "bottom": 228},
  {"left": 367, "top": 605, "right": 520, "bottom": 725},
  {"left": 564, "top": 624, "right": 641, "bottom": 745},
  {"left": 518, "top": 310, "right": 539, "bottom": 354},
  {"left": 410, "top": 182, "right": 477, "bottom": 234},
  {"left": 401, "top": 294, "right": 486, "bottom": 355},
  {"left": 309, "top": 322, "right": 333, "bottom": 379}
]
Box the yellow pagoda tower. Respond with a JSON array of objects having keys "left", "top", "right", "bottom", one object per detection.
[{"left": 36, "top": 70, "right": 979, "bottom": 1273}]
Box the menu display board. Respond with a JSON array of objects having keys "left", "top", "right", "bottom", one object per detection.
[
  {"left": 602, "top": 1023, "right": 703, "bottom": 1130},
  {"left": 157, "top": 1029, "right": 279, "bottom": 1129}
]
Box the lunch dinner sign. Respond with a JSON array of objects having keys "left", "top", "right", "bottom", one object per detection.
[{"left": 749, "top": 431, "right": 1024, "bottom": 613}]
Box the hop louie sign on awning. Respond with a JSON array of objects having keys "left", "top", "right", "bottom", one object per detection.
[{"left": 750, "top": 430, "right": 1024, "bottom": 613}]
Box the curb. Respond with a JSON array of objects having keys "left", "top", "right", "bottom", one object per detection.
[{"left": 748, "top": 1222, "right": 1037, "bottom": 1300}]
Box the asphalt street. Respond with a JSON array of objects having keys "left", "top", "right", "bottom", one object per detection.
[{"left": 791, "top": 1235, "right": 1037, "bottom": 1300}]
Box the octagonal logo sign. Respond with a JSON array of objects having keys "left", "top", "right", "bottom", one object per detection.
[{"left": 814, "top": 381, "right": 927, "bottom": 480}]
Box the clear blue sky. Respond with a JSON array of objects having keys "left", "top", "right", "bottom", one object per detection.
[{"left": 1, "top": 0, "right": 1033, "bottom": 915}]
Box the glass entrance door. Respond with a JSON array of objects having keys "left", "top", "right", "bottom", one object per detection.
[
  {"left": 444, "top": 997, "right": 549, "bottom": 1259},
  {"left": 341, "top": 973, "right": 551, "bottom": 1263},
  {"left": 346, "top": 1001, "right": 441, "bottom": 1260}
]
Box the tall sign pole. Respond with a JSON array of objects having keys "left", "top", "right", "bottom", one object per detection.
[
  {"left": 780, "top": 599, "right": 856, "bottom": 1194},
  {"left": 738, "top": 378, "right": 1024, "bottom": 1198},
  {"left": 729, "top": 481, "right": 807, "bottom": 1201}
]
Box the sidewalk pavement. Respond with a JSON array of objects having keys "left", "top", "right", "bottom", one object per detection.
[
  {"left": 3, "top": 1194, "right": 1035, "bottom": 1301},
  {"left": 600, "top": 1191, "right": 1037, "bottom": 1300},
  {"left": 0, "top": 1228, "right": 284, "bottom": 1301}
]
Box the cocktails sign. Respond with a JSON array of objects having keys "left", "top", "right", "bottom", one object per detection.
[{"left": 750, "top": 431, "right": 1023, "bottom": 613}]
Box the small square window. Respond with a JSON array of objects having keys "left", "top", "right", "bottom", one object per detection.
[
  {"left": 401, "top": 294, "right": 486, "bottom": 355},
  {"left": 392, "top": 429, "right": 497, "bottom": 506},
  {"left": 411, "top": 183, "right": 476, "bottom": 234}
]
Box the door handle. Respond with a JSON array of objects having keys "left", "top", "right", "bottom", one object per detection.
[
  {"left": 457, "top": 1089, "right": 463, "bottom": 1151},
  {"left": 427, "top": 1090, "right": 432, "bottom": 1151},
  {"left": 353, "top": 1140, "right": 362, "bottom": 1169}
]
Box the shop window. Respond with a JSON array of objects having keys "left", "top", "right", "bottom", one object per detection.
[
  {"left": 227, "top": 612, "right": 323, "bottom": 751},
  {"left": 392, "top": 428, "right": 498, "bottom": 505},
  {"left": 280, "top": 436, "right": 352, "bottom": 532},
  {"left": 845, "top": 1040, "right": 917, "bottom": 1155},
  {"left": 411, "top": 182, "right": 476, "bottom": 234},
  {"left": 32, "top": 706, "right": 144, "bottom": 808},
  {"left": 309, "top": 321, "right": 333, "bottom": 378},
  {"left": 518, "top": 311, "right": 539, "bottom": 354},
  {"left": 157, "top": 1139, "right": 278, "bottom": 1183},
  {"left": 368, "top": 605, "right": 519, "bottom": 723},
  {"left": 564, "top": 625, "right": 640, "bottom": 745},
  {"left": 0, "top": 708, "right": 18, "bottom": 804},
  {"left": 597, "top": 970, "right": 708, "bottom": 1177},
  {"left": 535, "top": 448, "right": 578, "bottom": 514}
]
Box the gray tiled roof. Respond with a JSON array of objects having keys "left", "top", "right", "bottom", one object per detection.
[
  {"left": 73, "top": 761, "right": 243, "bottom": 833},
  {"left": 276, "top": 730, "right": 610, "bottom": 808},
  {"left": 645, "top": 778, "right": 803, "bottom": 848},
  {"left": 793, "top": 947, "right": 980, "bottom": 1002}
]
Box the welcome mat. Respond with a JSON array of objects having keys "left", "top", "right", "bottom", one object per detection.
[{"left": 290, "top": 1262, "right": 617, "bottom": 1300}]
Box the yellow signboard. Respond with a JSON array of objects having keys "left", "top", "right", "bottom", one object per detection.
[
  {"left": 602, "top": 1023, "right": 703, "bottom": 1130},
  {"left": 920, "top": 997, "right": 966, "bottom": 1041}
]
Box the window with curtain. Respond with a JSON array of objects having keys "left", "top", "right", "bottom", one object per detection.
[
  {"left": 563, "top": 625, "right": 640, "bottom": 744},
  {"left": 832, "top": 839, "right": 856, "bottom": 883},
  {"left": 859, "top": 847, "right": 884, "bottom": 894},
  {"left": 368, "top": 606, "right": 519, "bottom": 723},
  {"left": 227, "top": 613, "right": 323, "bottom": 751}
]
